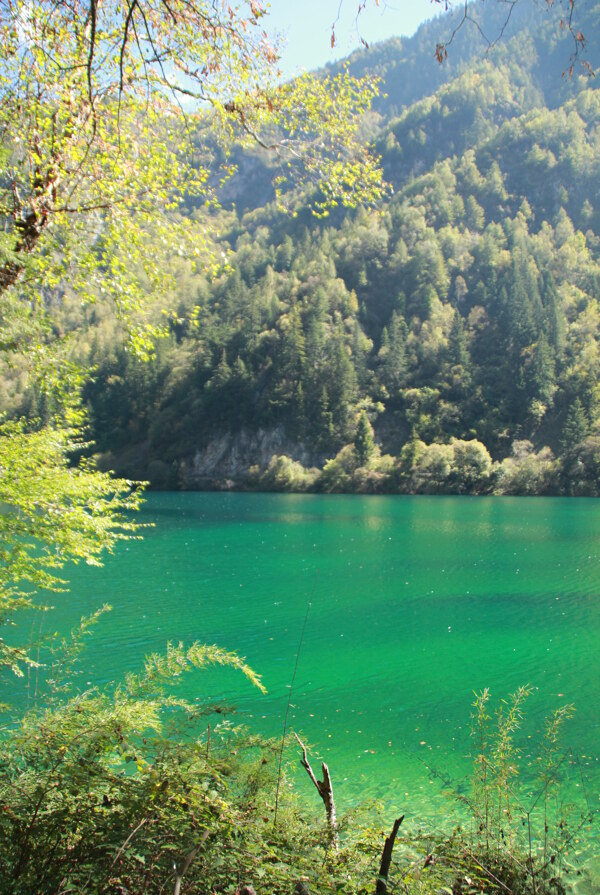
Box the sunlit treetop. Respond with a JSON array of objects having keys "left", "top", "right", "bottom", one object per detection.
[{"left": 0, "top": 0, "right": 386, "bottom": 358}]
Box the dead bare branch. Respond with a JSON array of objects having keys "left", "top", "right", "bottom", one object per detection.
[
  {"left": 375, "top": 815, "right": 404, "bottom": 895},
  {"left": 294, "top": 732, "right": 339, "bottom": 851}
]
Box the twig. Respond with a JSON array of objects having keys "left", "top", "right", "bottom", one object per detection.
[
  {"left": 110, "top": 817, "right": 149, "bottom": 868},
  {"left": 464, "top": 848, "right": 513, "bottom": 893},
  {"left": 274, "top": 574, "right": 318, "bottom": 827},
  {"left": 527, "top": 812, "right": 537, "bottom": 895}
]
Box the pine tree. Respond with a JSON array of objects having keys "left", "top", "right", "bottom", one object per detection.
[
  {"left": 271, "top": 304, "right": 306, "bottom": 419},
  {"left": 506, "top": 252, "right": 537, "bottom": 353},
  {"left": 316, "top": 386, "right": 335, "bottom": 449},
  {"left": 354, "top": 411, "right": 375, "bottom": 467},
  {"left": 530, "top": 333, "right": 555, "bottom": 405},
  {"left": 541, "top": 272, "right": 566, "bottom": 359},
  {"left": 212, "top": 349, "right": 232, "bottom": 389},
  {"left": 325, "top": 330, "right": 358, "bottom": 443},
  {"left": 561, "top": 398, "right": 588, "bottom": 451},
  {"left": 447, "top": 310, "right": 470, "bottom": 369},
  {"left": 379, "top": 312, "right": 408, "bottom": 398}
]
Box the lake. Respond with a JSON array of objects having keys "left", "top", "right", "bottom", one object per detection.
[{"left": 9, "top": 492, "right": 600, "bottom": 840}]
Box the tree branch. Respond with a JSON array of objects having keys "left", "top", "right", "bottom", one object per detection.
[
  {"left": 110, "top": 817, "right": 149, "bottom": 869},
  {"left": 431, "top": 0, "right": 590, "bottom": 75},
  {"left": 294, "top": 733, "right": 339, "bottom": 850},
  {"left": 86, "top": 0, "right": 98, "bottom": 106}
]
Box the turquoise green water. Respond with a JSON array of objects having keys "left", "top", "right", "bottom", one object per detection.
[{"left": 9, "top": 493, "right": 600, "bottom": 833}]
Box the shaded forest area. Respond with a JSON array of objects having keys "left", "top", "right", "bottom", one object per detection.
[{"left": 5, "top": 1, "right": 600, "bottom": 495}]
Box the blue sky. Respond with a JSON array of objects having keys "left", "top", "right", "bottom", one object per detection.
[{"left": 263, "top": 0, "right": 442, "bottom": 77}]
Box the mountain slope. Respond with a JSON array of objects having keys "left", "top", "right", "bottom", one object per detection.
[{"left": 8, "top": 0, "right": 600, "bottom": 495}]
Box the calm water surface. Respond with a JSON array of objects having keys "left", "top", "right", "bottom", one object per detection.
[{"left": 11, "top": 493, "right": 600, "bottom": 832}]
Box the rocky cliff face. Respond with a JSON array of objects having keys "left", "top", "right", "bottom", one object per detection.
[{"left": 182, "top": 426, "right": 320, "bottom": 488}]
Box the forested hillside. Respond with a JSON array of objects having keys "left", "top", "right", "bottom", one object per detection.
[{"left": 4, "top": 0, "right": 600, "bottom": 495}]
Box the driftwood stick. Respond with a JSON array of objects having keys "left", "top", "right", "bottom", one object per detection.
[
  {"left": 375, "top": 815, "right": 404, "bottom": 895},
  {"left": 294, "top": 733, "right": 339, "bottom": 851}
]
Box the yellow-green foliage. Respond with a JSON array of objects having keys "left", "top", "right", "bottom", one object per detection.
[
  {"left": 0, "top": 421, "right": 144, "bottom": 675},
  {"left": 494, "top": 441, "right": 558, "bottom": 495},
  {"left": 0, "top": 0, "right": 384, "bottom": 354}
]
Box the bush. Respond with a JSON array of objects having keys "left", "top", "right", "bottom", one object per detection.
[
  {"left": 316, "top": 445, "right": 357, "bottom": 492},
  {"left": 403, "top": 438, "right": 493, "bottom": 494},
  {"left": 0, "top": 618, "right": 588, "bottom": 894},
  {"left": 495, "top": 441, "right": 558, "bottom": 495},
  {"left": 255, "top": 454, "right": 318, "bottom": 492}
]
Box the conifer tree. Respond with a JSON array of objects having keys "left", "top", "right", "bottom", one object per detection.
[
  {"left": 379, "top": 312, "right": 408, "bottom": 398},
  {"left": 561, "top": 398, "right": 589, "bottom": 450},
  {"left": 530, "top": 333, "right": 556, "bottom": 405},
  {"left": 541, "top": 272, "right": 566, "bottom": 359},
  {"left": 447, "top": 310, "right": 470, "bottom": 371},
  {"left": 354, "top": 410, "right": 375, "bottom": 466}
]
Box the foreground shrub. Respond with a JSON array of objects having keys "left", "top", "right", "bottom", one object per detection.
[{"left": 0, "top": 624, "right": 591, "bottom": 895}]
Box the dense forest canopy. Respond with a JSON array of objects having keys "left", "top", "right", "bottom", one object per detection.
[{"left": 5, "top": 0, "right": 594, "bottom": 496}]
